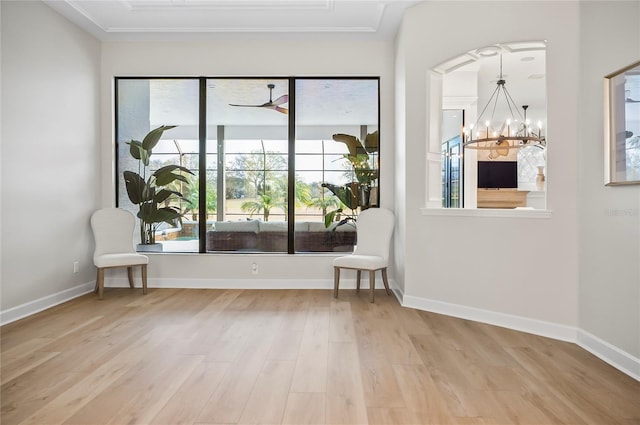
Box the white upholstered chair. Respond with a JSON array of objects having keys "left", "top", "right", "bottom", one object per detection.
[
  {"left": 90, "top": 208, "right": 148, "bottom": 300},
  {"left": 333, "top": 207, "right": 395, "bottom": 303}
]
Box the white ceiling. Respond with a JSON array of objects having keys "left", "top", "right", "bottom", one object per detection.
[
  {"left": 440, "top": 42, "right": 547, "bottom": 142},
  {"left": 42, "top": 2, "right": 547, "bottom": 130},
  {"left": 43, "top": 0, "right": 422, "bottom": 41},
  {"left": 42, "top": 1, "right": 414, "bottom": 126},
  {"left": 131, "top": 77, "right": 379, "bottom": 127}
]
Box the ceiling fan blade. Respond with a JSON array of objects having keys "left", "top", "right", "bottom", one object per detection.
[
  {"left": 229, "top": 85, "right": 288, "bottom": 113},
  {"left": 229, "top": 103, "right": 262, "bottom": 107},
  {"left": 230, "top": 103, "right": 288, "bottom": 114},
  {"left": 271, "top": 94, "right": 289, "bottom": 106},
  {"left": 261, "top": 104, "right": 289, "bottom": 114},
  {"left": 257, "top": 95, "right": 289, "bottom": 108}
]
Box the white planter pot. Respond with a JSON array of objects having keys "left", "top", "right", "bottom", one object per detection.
[{"left": 136, "top": 243, "right": 163, "bottom": 252}]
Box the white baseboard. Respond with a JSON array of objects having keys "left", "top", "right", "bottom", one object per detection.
[
  {"left": 106, "top": 277, "right": 359, "bottom": 290},
  {"left": 0, "top": 282, "right": 94, "bottom": 326},
  {"left": 106, "top": 277, "right": 405, "bottom": 292},
  {"left": 401, "top": 292, "right": 639, "bottom": 382},
  {"left": 391, "top": 285, "right": 405, "bottom": 304},
  {"left": 402, "top": 294, "right": 578, "bottom": 342},
  {"left": 577, "top": 329, "right": 640, "bottom": 381}
]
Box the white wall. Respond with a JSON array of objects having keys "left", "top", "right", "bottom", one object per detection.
[
  {"left": 578, "top": 1, "right": 640, "bottom": 358},
  {"left": 3, "top": 0, "right": 637, "bottom": 375},
  {"left": 393, "top": 23, "right": 408, "bottom": 295},
  {"left": 396, "top": 0, "right": 640, "bottom": 372},
  {"left": 395, "top": 1, "right": 581, "bottom": 326},
  {"left": 100, "top": 38, "right": 396, "bottom": 284},
  {"left": 0, "top": 1, "right": 101, "bottom": 311}
]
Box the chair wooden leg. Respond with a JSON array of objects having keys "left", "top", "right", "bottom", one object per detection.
[
  {"left": 97, "top": 268, "right": 105, "bottom": 300},
  {"left": 94, "top": 268, "right": 100, "bottom": 293},
  {"left": 127, "top": 267, "right": 135, "bottom": 288},
  {"left": 381, "top": 268, "right": 391, "bottom": 296},
  {"left": 141, "top": 264, "right": 148, "bottom": 295},
  {"left": 334, "top": 266, "right": 340, "bottom": 298},
  {"left": 369, "top": 270, "right": 376, "bottom": 303},
  {"left": 356, "top": 270, "right": 361, "bottom": 292}
]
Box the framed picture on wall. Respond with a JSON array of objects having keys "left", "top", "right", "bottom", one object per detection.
[{"left": 604, "top": 60, "right": 640, "bottom": 185}]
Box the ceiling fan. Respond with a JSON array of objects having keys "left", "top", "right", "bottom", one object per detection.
[{"left": 229, "top": 84, "right": 289, "bottom": 114}]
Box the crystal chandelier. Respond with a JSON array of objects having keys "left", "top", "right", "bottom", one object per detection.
[{"left": 463, "top": 55, "right": 545, "bottom": 156}]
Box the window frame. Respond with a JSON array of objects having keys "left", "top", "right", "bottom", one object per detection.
[{"left": 114, "top": 76, "right": 381, "bottom": 254}]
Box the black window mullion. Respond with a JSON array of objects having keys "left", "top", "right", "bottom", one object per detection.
[
  {"left": 114, "top": 78, "right": 120, "bottom": 206},
  {"left": 198, "top": 78, "right": 207, "bottom": 253},
  {"left": 377, "top": 78, "right": 381, "bottom": 208},
  {"left": 287, "top": 78, "right": 296, "bottom": 254}
]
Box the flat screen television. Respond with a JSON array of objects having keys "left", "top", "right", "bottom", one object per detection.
[{"left": 477, "top": 161, "right": 518, "bottom": 189}]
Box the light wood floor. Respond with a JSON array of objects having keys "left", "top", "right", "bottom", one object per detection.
[{"left": 1, "top": 288, "right": 639, "bottom": 425}]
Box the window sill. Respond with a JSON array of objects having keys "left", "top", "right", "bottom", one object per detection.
[
  {"left": 420, "top": 207, "right": 552, "bottom": 219},
  {"left": 144, "top": 251, "right": 352, "bottom": 257}
]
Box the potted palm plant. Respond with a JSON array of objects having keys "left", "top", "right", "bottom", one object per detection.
[
  {"left": 123, "top": 125, "right": 194, "bottom": 251},
  {"left": 322, "top": 130, "right": 379, "bottom": 228}
]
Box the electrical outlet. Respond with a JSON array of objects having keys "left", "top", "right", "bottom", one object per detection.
[
  {"left": 251, "top": 262, "right": 258, "bottom": 275},
  {"left": 73, "top": 261, "right": 79, "bottom": 274}
]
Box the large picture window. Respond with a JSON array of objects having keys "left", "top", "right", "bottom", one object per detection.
[{"left": 116, "top": 77, "right": 380, "bottom": 253}]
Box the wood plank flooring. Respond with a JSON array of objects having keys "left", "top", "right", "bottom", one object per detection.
[{"left": 1, "top": 288, "right": 638, "bottom": 425}]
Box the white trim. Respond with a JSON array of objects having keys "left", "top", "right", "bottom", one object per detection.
[
  {"left": 577, "top": 329, "right": 640, "bottom": 381},
  {"left": 392, "top": 283, "right": 405, "bottom": 304},
  {"left": 107, "top": 277, "right": 336, "bottom": 289},
  {"left": 123, "top": 1, "right": 333, "bottom": 12},
  {"left": 401, "top": 293, "right": 640, "bottom": 382},
  {"left": 442, "top": 96, "right": 477, "bottom": 109},
  {"left": 106, "top": 277, "right": 399, "bottom": 291},
  {"left": 107, "top": 25, "right": 378, "bottom": 34},
  {"left": 402, "top": 294, "right": 577, "bottom": 342},
  {"left": 0, "top": 282, "right": 95, "bottom": 326},
  {"left": 420, "top": 207, "right": 552, "bottom": 219}
]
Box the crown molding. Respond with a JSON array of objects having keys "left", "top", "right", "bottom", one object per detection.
[
  {"left": 44, "top": 0, "right": 416, "bottom": 40},
  {"left": 122, "top": 0, "right": 333, "bottom": 12}
]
